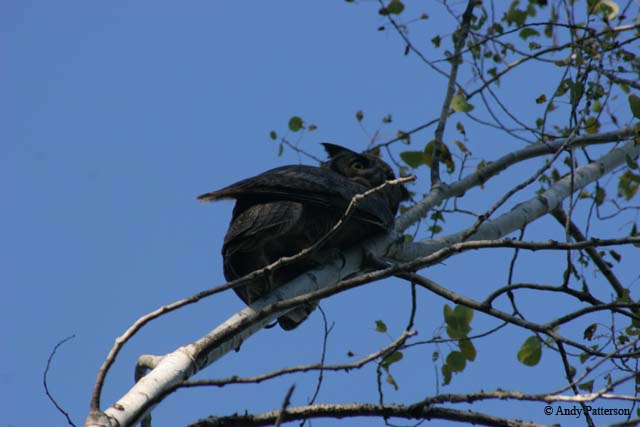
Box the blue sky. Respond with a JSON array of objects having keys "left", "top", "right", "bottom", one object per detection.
[{"left": 3, "top": 2, "right": 639, "bottom": 427}]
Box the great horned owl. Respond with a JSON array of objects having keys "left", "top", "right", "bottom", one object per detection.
[{"left": 198, "top": 143, "right": 408, "bottom": 330}]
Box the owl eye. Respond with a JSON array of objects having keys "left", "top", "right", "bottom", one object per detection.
[{"left": 350, "top": 159, "right": 367, "bottom": 170}]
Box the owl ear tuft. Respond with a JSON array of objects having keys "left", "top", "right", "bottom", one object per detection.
[{"left": 321, "top": 143, "right": 358, "bottom": 159}]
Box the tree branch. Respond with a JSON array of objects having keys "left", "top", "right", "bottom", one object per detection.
[
  {"left": 431, "top": 0, "right": 480, "bottom": 186},
  {"left": 177, "top": 330, "right": 416, "bottom": 388},
  {"left": 395, "top": 126, "right": 638, "bottom": 232},
  {"left": 551, "top": 207, "right": 626, "bottom": 297},
  {"left": 393, "top": 135, "right": 640, "bottom": 259},
  {"left": 188, "top": 402, "right": 550, "bottom": 427}
]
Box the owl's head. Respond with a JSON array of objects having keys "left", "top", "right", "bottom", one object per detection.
[{"left": 322, "top": 143, "right": 410, "bottom": 207}]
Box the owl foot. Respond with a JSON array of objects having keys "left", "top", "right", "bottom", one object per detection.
[
  {"left": 361, "top": 248, "right": 391, "bottom": 270},
  {"left": 264, "top": 320, "right": 279, "bottom": 329}
]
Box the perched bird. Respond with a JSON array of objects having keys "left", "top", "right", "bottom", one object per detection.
[{"left": 198, "top": 143, "right": 409, "bottom": 329}]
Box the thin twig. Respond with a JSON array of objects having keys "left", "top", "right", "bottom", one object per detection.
[
  {"left": 551, "top": 207, "right": 626, "bottom": 297},
  {"left": 176, "top": 331, "right": 416, "bottom": 388},
  {"left": 431, "top": 0, "right": 480, "bottom": 187},
  {"left": 274, "top": 385, "right": 295, "bottom": 427},
  {"left": 44, "top": 335, "right": 77, "bottom": 427}
]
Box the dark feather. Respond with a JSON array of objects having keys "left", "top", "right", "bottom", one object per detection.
[{"left": 199, "top": 144, "right": 409, "bottom": 330}]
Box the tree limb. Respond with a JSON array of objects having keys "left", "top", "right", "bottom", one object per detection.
[{"left": 188, "top": 402, "right": 551, "bottom": 427}]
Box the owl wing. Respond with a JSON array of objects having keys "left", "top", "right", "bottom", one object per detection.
[
  {"left": 222, "top": 201, "right": 306, "bottom": 305},
  {"left": 198, "top": 165, "right": 395, "bottom": 229},
  {"left": 222, "top": 201, "right": 303, "bottom": 257}
]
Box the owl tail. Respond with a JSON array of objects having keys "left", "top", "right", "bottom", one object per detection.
[{"left": 278, "top": 302, "right": 318, "bottom": 330}]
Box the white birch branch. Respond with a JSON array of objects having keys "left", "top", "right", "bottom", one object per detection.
[
  {"left": 84, "top": 130, "right": 638, "bottom": 427},
  {"left": 391, "top": 137, "right": 640, "bottom": 261},
  {"left": 395, "top": 126, "right": 638, "bottom": 231}
]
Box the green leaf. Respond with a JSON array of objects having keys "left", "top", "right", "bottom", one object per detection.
[
  {"left": 288, "top": 116, "right": 304, "bottom": 132},
  {"left": 459, "top": 339, "right": 477, "bottom": 361},
  {"left": 618, "top": 170, "right": 640, "bottom": 200},
  {"left": 626, "top": 154, "right": 639, "bottom": 170},
  {"left": 519, "top": 28, "right": 540, "bottom": 40},
  {"left": 269, "top": 130, "right": 277, "bottom": 140},
  {"left": 400, "top": 151, "right": 424, "bottom": 169},
  {"left": 386, "top": 373, "right": 399, "bottom": 390},
  {"left": 594, "top": 186, "right": 606, "bottom": 206},
  {"left": 431, "top": 35, "right": 441, "bottom": 48},
  {"left": 570, "top": 81, "right": 584, "bottom": 108},
  {"left": 278, "top": 142, "right": 284, "bottom": 157},
  {"left": 592, "top": 100, "right": 602, "bottom": 113},
  {"left": 443, "top": 304, "right": 454, "bottom": 322},
  {"left": 583, "top": 323, "right": 597, "bottom": 340},
  {"left": 423, "top": 140, "right": 455, "bottom": 173},
  {"left": 608, "top": 251, "right": 621, "bottom": 265},
  {"left": 455, "top": 305, "right": 474, "bottom": 324},
  {"left": 381, "top": 351, "right": 403, "bottom": 371},
  {"left": 535, "top": 94, "right": 547, "bottom": 104},
  {"left": 396, "top": 130, "right": 410, "bottom": 142},
  {"left": 594, "top": 0, "right": 619, "bottom": 20},
  {"left": 441, "top": 363, "right": 452, "bottom": 385},
  {"left": 629, "top": 94, "right": 640, "bottom": 119},
  {"left": 375, "top": 320, "right": 388, "bottom": 333},
  {"left": 489, "top": 23, "right": 504, "bottom": 34},
  {"left": 584, "top": 117, "right": 600, "bottom": 134},
  {"left": 428, "top": 224, "right": 442, "bottom": 234},
  {"left": 517, "top": 335, "right": 542, "bottom": 366},
  {"left": 579, "top": 352, "right": 590, "bottom": 364},
  {"left": 451, "top": 94, "right": 475, "bottom": 112},
  {"left": 504, "top": 3, "right": 528, "bottom": 26},
  {"left": 356, "top": 110, "right": 364, "bottom": 122},
  {"left": 387, "top": 0, "right": 404, "bottom": 14},
  {"left": 453, "top": 140, "right": 469, "bottom": 154},
  {"left": 379, "top": 0, "right": 404, "bottom": 15},
  {"left": 444, "top": 304, "right": 473, "bottom": 339},
  {"left": 446, "top": 351, "right": 466, "bottom": 372},
  {"left": 308, "top": 124, "right": 317, "bottom": 131},
  {"left": 578, "top": 380, "right": 594, "bottom": 392}
]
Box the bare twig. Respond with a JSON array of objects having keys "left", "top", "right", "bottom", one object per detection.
[
  {"left": 307, "top": 306, "right": 333, "bottom": 408},
  {"left": 176, "top": 330, "right": 416, "bottom": 388},
  {"left": 44, "top": 335, "right": 77, "bottom": 427},
  {"left": 431, "top": 0, "right": 480, "bottom": 187},
  {"left": 274, "top": 385, "right": 295, "bottom": 427},
  {"left": 551, "top": 207, "right": 626, "bottom": 297}
]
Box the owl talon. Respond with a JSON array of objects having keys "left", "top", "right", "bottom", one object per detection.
[
  {"left": 264, "top": 320, "right": 279, "bottom": 329},
  {"left": 362, "top": 248, "right": 391, "bottom": 270}
]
